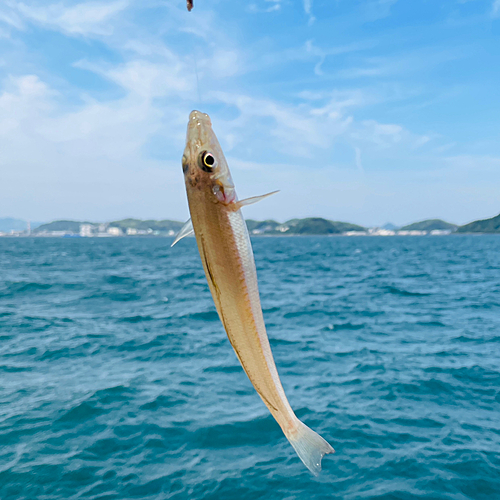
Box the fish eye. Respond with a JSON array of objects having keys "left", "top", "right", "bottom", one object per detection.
[{"left": 199, "top": 151, "right": 217, "bottom": 172}]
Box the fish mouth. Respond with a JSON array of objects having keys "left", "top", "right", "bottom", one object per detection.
[
  {"left": 187, "top": 110, "right": 212, "bottom": 148},
  {"left": 189, "top": 110, "right": 211, "bottom": 126}
]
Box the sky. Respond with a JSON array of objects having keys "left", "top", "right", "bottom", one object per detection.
[{"left": 0, "top": 0, "right": 499, "bottom": 227}]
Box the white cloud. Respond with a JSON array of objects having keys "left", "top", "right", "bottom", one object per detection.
[
  {"left": 363, "top": 0, "right": 399, "bottom": 22},
  {"left": 14, "top": 0, "right": 129, "bottom": 35},
  {"left": 493, "top": 0, "right": 500, "bottom": 17},
  {"left": 209, "top": 90, "right": 355, "bottom": 157},
  {"left": 0, "top": 71, "right": 189, "bottom": 222},
  {"left": 359, "top": 120, "right": 404, "bottom": 147},
  {"left": 0, "top": 7, "right": 254, "bottom": 220},
  {"left": 305, "top": 40, "right": 325, "bottom": 76},
  {"left": 333, "top": 46, "right": 466, "bottom": 81},
  {"left": 205, "top": 85, "right": 438, "bottom": 181},
  {"left": 302, "top": 39, "right": 373, "bottom": 77},
  {"left": 303, "top": 0, "right": 315, "bottom": 25},
  {"left": 102, "top": 60, "right": 193, "bottom": 99},
  {"left": 248, "top": 0, "right": 283, "bottom": 14},
  {"left": 0, "top": 67, "right": 497, "bottom": 227},
  {"left": 1, "top": 0, "right": 496, "bottom": 226},
  {"left": 0, "top": 75, "right": 53, "bottom": 134},
  {"left": 203, "top": 50, "right": 241, "bottom": 79},
  {"left": 0, "top": 62, "right": 431, "bottom": 220},
  {"left": 0, "top": 7, "right": 24, "bottom": 30},
  {"left": 298, "top": 89, "right": 369, "bottom": 109}
]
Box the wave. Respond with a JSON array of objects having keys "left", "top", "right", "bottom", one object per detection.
[
  {"left": 322, "top": 322, "right": 365, "bottom": 331},
  {"left": 118, "top": 315, "right": 156, "bottom": 323},
  {"left": 56, "top": 401, "right": 105, "bottom": 425},
  {"left": 2, "top": 236, "right": 500, "bottom": 499},
  {"left": 182, "top": 310, "right": 219, "bottom": 321},
  {"left": 383, "top": 285, "right": 432, "bottom": 297},
  {"left": 0, "top": 281, "right": 52, "bottom": 297}
]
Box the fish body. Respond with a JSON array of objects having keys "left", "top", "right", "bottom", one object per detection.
[{"left": 179, "top": 110, "right": 334, "bottom": 474}]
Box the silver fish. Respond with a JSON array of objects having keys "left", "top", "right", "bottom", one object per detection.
[{"left": 174, "top": 110, "right": 334, "bottom": 474}]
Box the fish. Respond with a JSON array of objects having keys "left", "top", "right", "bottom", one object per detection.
[
  {"left": 174, "top": 110, "right": 334, "bottom": 475},
  {"left": 187, "top": 0, "right": 193, "bottom": 11}
]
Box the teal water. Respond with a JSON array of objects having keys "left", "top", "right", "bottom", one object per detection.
[{"left": 0, "top": 236, "right": 499, "bottom": 499}]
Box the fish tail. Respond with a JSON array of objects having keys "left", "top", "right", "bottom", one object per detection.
[{"left": 285, "top": 419, "right": 334, "bottom": 476}]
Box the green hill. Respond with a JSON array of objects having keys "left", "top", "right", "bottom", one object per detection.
[
  {"left": 246, "top": 219, "right": 281, "bottom": 234},
  {"left": 35, "top": 220, "right": 90, "bottom": 233},
  {"left": 457, "top": 213, "right": 500, "bottom": 233},
  {"left": 31, "top": 217, "right": 367, "bottom": 236},
  {"left": 329, "top": 221, "right": 367, "bottom": 233},
  {"left": 400, "top": 219, "right": 457, "bottom": 231},
  {"left": 283, "top": 218, "right": 366, "bottom": 235},
  {"left": 109, "top": 219, "right": 184, "bottom": 232},
  {"left": 34, "top": 219, "right": 184, "bottom": 234}
]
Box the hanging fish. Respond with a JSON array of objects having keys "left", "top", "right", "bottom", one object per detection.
[{"left": 173, "top": 110, "right": 334, "bottom": 475}]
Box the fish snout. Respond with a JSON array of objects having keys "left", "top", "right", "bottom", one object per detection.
[
  {"left": 188, "top": 110, "right": 212, "bottom": 129},
  {"left": 187, "top": 111, "right": 213, "bottom": 149}
]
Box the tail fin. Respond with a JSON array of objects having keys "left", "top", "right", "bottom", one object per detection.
[{"left": 286, "top": 420, "right": 334, "bottom": 476}]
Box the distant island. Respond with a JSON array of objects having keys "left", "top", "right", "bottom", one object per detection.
[
  {"left": 246, "top": 218, "right": 365, "bottom": 235},
  {"left": 32, "top": 219, "right": 184, "bottom": 237},
  {"left": 399, "top": 219, "right": 458, "bottom": 232},
  {"left": 27, "top": 217, "right": 366, "bottom": 237},
  {"left": 456, "top": 213, "right": 500, "bottom": 233},
  {"left": 1, "top": 213, "right": 500, "bottom": 237}
]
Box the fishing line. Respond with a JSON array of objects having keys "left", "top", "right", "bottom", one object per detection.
[
  {"left": 187, "top": 0, "right": 202, "bottom": 106},
  {"left": 193, "top": 50, "right": 202, "bottom": 104}
]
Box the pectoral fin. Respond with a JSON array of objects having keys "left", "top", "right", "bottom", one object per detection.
[
  {"left": 171, "top": 219, "right": 194, "bottom": 247},
  {"left": 232, "top": 191, "right": 279, "bottom": 211}
]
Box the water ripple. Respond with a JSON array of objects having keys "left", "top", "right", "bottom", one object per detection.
[{"left": 0, "top": 236, "right": 499, "bottom": 499}]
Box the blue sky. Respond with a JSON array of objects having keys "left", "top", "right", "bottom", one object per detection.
[{"left": 0, "top": 0, "right": 499, "bottom": 226}]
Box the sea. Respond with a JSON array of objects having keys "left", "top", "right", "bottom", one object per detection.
[{"left": 0, "top": 236, "right": 499, "bottom": 500}]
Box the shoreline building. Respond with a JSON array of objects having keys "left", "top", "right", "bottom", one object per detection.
[{"left": 80, "top": 224, "right": 94, "bottom": 237}]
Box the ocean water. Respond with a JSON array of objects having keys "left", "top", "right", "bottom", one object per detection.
[{"left": 0, "top": 235, "right": 499, "bottom": 500}]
